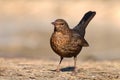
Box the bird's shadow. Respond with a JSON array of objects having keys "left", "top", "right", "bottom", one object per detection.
[
  {"left": 61, "top": 66, "right": 75, "bottom": 72},
  {"left": 50, "top": 66, "right": 75, "bottom": 72}
]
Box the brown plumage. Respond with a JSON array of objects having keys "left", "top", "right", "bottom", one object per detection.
[{"left": 50, "top": 11, "right": 96, "bottom": 73}]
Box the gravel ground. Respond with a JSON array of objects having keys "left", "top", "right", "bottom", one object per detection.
[{"left": 0, "top": 58, "right": 120, "bottom": 80}]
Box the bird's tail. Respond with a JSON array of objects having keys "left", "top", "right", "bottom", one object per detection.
[{"left": 73, "top": 11, "right": 96, "bottom": 37}]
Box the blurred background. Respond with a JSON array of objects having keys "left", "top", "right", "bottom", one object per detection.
[{"left": 0, "top": 0, "right": 120, "bottom": 60}]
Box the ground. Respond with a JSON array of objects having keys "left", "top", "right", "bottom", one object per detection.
[{"left": 0, "top": 58, "right": 120, "bottom": 80}]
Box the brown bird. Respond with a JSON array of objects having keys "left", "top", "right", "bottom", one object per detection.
[{"left": 50, "top": 11, "right": 96, "bottom": 73}]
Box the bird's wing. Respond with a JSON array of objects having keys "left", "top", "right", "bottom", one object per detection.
[
  {"left": 72, "top": 33, "right": 89, "bottom": 47},
  {"left": 80, "top": 38, "right": 89, "bottom": 47}
]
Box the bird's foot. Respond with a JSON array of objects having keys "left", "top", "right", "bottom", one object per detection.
[
  {"left": 71, "top": 68, "right": 78, "bottom": 76},
  {"left": 56, "top": 69, "right": 60, "bottom": 72}
]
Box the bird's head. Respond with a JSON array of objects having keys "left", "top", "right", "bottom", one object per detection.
[{"left": 51, "top": 19, "right": 69, "bottom": 32}]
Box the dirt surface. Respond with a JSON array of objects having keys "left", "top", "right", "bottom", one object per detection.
[{"left": 0, "top": 58, "right": 120, "bottom": 80}]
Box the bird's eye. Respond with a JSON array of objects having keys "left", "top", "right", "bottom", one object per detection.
[{"left": 61, "top": 23, "right": 64, "bottom": 25}]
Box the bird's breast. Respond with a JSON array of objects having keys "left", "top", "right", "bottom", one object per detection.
[
  {"left": 51, "top": 32, "right": 70, "bottom": 48},
  {"left": 50, "top": 32, "right": 82, "bottom": 57}
]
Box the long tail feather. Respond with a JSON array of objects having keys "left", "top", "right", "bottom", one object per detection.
[{"left": 73, "top": 11, "right": 96, "bottom": 37}]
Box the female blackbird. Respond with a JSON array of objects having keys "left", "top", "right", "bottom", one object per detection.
[{"left": 50, "top": 11, "right": 96, "bottom": 73}]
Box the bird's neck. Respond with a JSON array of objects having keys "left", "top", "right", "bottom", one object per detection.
[{"left": 54, "top": 27, "right": 70, "bottom": 35}]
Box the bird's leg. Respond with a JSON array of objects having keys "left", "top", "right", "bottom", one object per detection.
[
  {"left": 73, "top": 56, "right": 77, "bottom": 73},
  {"left": 71, "top": 56, "right": 77, "bottom": 75},
  {"left": 56, "top": 57, "right": 63, "bottom": 72}
]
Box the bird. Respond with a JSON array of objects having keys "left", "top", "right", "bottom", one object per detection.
[{"left": 50, "top": 11, "right": 96, "bottom": 73}]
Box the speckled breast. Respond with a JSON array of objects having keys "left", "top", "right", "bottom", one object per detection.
[{"left": 50, "top": 32, "right": 70, "bottom": 55}]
